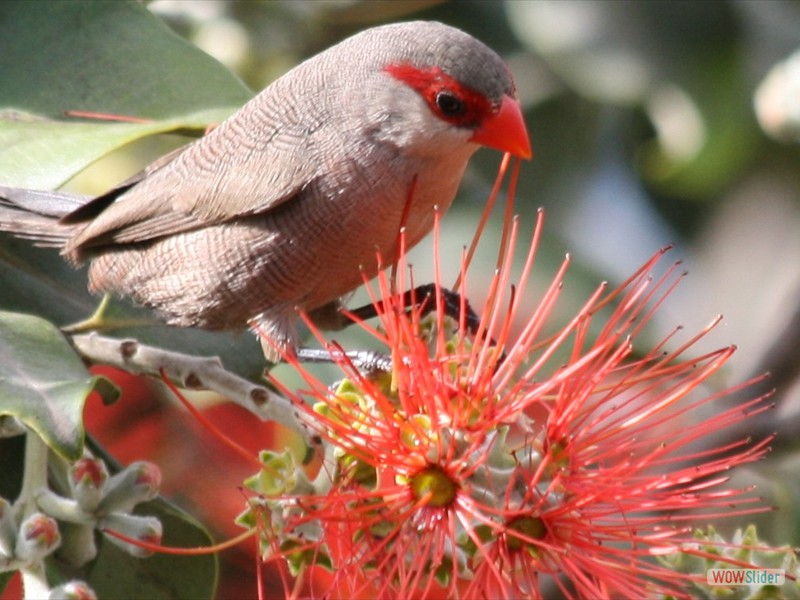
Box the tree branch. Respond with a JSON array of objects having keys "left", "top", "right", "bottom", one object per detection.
[{"left": 69, "top": 333, "right": 318, "bottom": 448}]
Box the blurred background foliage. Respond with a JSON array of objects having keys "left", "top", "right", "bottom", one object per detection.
[{"left": 2, "top": 1, "right": 800, "bottom": 597}]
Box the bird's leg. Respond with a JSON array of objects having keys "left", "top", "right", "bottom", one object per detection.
[
  {"left": 294, "top": 347, "right": 393, "bottom": 373},
  {"left": 346, "top": 283, "right": 482, "bottom": 335},
  {"left": 293, "top": 284, "right": 491, "bottom": 373}
]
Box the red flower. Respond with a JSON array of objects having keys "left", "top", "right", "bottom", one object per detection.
[{"left": 250, "top": 170, "right": 773, "bottom": 599}]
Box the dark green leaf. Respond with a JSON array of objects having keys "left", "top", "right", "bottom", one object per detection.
[
  {"left": 0, "top": 311, "right": 118, "bottom": 459},
  {"left": 0, "top": 0, "right": 251, "bottom": 119}
]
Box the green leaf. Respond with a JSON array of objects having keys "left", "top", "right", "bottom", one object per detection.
[
  {"left": 0, "top": 0, "right": 251, "bottom": 119},
  {"left": 0, "top": 108, "right": 239, "bottom": 190},
  {"left": 0, "top": 0, "right": 253, "bottom": 188},
  {"left": 0, "top": 311, "right": 118, "bottom": 459}
]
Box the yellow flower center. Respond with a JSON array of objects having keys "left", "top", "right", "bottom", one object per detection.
[
  {"left": 506, "top": 516, "right": 546, "bottom": 551},
  {"left": 410, "top": 466, "right": 458, "bottom": 507}
]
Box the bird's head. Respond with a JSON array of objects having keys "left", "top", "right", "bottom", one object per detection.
[{"left": 356, "top": 21, "right": 531, "bottom": 160}]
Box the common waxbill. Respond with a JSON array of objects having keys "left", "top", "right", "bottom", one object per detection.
[{"left": 0, "top": 21, "right": 531, "bottom": 360}]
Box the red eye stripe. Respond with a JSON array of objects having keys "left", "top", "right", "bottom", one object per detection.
[{"left": 384, "top": 63, "right": 494, "bottom": 128}]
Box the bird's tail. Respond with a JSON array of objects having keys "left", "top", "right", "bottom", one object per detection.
[{"left": 0, "top": 185, "right": 85, "bottom": 247}]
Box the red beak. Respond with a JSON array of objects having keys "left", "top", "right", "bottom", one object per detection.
[{"left": 470, "top": 95, "right": 532, "bottom": 159}]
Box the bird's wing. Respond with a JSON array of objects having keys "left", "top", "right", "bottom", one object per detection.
[
  {"left": 60, "top": 144, "right": 190, "bottom": 225},
  {"left": 63, "top": 111, "right": 322, "bottom": 255}
]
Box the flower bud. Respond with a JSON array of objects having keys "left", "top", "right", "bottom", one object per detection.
[
  {"left": 14, "top": 513, "right": 60, "bottom": 563},
  {"left": 97, "top": 462, "right": 161, "bottom": 514},
  {"left": 48, "top": 580, "right": 97, "bottom": 600},
  {"left": 69, "top": 458, "right": 109, "bottom": 512},
  {"left": 99, "top": 513, "right": 161, "bottom": 558}
]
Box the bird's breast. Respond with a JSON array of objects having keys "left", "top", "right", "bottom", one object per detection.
[{"left": 289, "top": 146, "right": 473, "bottom": 303}]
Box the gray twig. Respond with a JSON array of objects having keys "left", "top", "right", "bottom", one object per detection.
[{"left": 69, "top": 332, "right": 318, "bottom": 447}]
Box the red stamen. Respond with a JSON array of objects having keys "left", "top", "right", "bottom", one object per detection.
[
  {"left": 101, "top": 526, "right": 256, "bottom": 555},
  {"left": 159, "top": 369, "right": 263, "bottom": 470},
  {"left": 63, "top": 110, "right": 153, "bottom": 124}
]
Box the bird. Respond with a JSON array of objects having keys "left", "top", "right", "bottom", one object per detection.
[{"left": 0, "top": 20, "right": 531, "bottom": 361}]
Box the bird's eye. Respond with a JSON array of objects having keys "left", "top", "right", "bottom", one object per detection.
[{"left": 435, "top": 91, "right": 466, "bottom": 117}]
